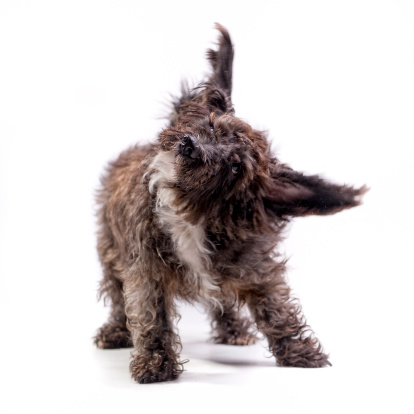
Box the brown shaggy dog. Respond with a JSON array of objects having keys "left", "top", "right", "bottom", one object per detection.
[{"left": 94, "top": 24, "right": 366, "bottom": 383}]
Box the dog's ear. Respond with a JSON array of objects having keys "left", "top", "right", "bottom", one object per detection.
[
  {"left": 265, "top": 163, "right": 368, "bottom": 218},
  {"left": 204, "top": 23, "right": 234, "bottom": 114}
]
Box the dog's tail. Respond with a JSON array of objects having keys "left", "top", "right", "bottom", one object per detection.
[{"left": 206, "top": 23, "right": 234, "bottom": 97}]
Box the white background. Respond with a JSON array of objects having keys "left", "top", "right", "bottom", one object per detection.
[{"left": 1, "top": 1, "right": 413, "bottom": 413}]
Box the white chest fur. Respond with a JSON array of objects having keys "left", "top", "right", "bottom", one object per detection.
[{"left": 148, "top": 152, "right": 219, "bottom": 302}]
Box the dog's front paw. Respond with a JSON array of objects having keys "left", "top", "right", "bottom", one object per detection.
[
  {"left": 276, "top": 339, "right": 331, "bottom": 368},
  {"left": 278, "top": 352, "right": 331, "bottom": 368},
  {"left": 130, "top": 351, "right": 184, "bottom": 384}
]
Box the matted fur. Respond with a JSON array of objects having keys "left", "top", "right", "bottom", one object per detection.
[{"left": 94, "top": 24, "right": 366, "bottom": 383}]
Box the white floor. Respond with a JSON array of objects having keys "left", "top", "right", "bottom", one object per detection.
[{"left": 2, "top": 301, "right": 411, "bottom": 414}]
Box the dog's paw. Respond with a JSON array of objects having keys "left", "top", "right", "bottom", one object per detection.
[
  {"left": 278, "top": 353, "right": 331, "bottom": 368},
  {"left": 213, "top": 332, "right": 257, "bottom": 346},
  {"left": 94, "top": 323, "right": 133, "bottom": 349},
  {"left": 276, "top": 340, "right": 331, "bottom": 368},
  {"left": 130, "top": 351, "right": 184, "bottom": 384}
]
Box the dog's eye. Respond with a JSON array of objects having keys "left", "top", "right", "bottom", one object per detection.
[{"left": 231, "top": 162, "right": 241, "bottom": 174}]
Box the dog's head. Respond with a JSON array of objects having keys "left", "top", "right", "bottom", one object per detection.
[{"left": 155, "top": 24, "right": 366, "bottom": 232}]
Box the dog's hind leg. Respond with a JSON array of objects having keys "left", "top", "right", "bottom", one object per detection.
[
  {"left": 94, "top": 218, "right": 132, "bottom": 349},
  {"left": 210, "top": 296, "right": 256, "bottom": 346}
]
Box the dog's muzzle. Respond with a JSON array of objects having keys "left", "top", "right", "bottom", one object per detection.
[{"left": 179, "top": 135, "right": 201, "bottom": 160}]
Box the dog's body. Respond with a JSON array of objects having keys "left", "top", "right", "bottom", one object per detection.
[{"left": 95, "top": 25, "right": 365, "bottom": 383}]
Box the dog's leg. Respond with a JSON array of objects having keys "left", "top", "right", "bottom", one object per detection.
[
  {"left": 210, "top": 298, "right": 256, "bottom": 345},
  {"left": 94, "top": 286, "right": 132, "bottom": 349},
  {"left": 94, "top": 221, "right": 132, "bottom": 349},
  {"left": 124, "top": 274, "right": 184, "bottom": 384},
  {"left": 245, "top": 263, "right": 330, "bottom": 368}
]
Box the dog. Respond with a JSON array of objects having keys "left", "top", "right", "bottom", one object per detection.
[{"left": 94, "top": 24, "right": 366, "bottom": 384}]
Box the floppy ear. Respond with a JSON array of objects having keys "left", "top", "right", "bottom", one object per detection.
[
  {"left": 203, "top": 23, "right": 234, "bottom": 114},
  {"left": 265, "top": 164, "right": 368, "bottom": 218}
]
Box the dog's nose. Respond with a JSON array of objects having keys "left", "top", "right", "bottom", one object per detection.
[{"left": 180, "top": 135, "right": 201, "bottom": 160}]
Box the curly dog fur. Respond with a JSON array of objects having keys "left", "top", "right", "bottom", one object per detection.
[{"left": 94, "top": 24, "right": 366, "bottom": 383}]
